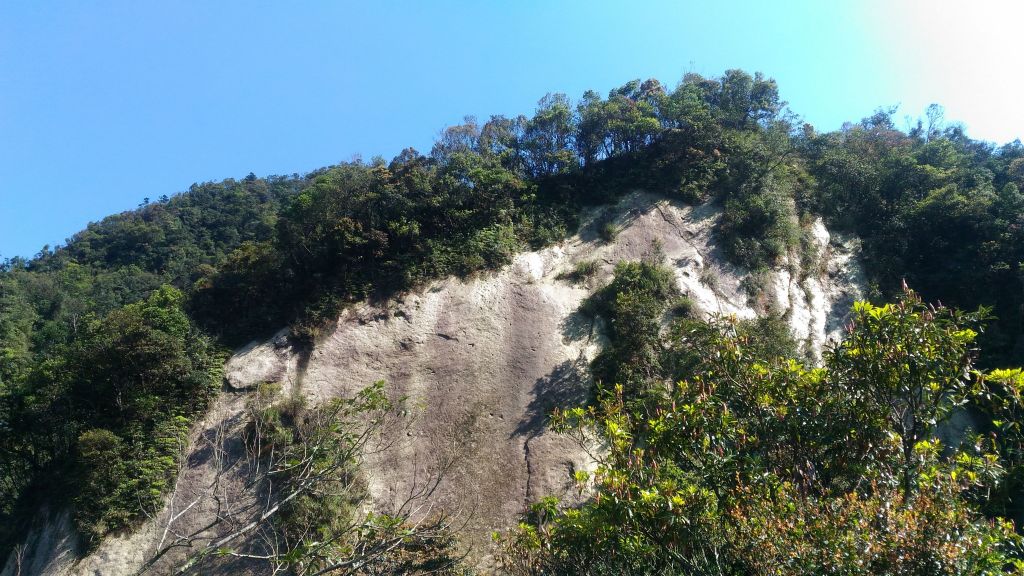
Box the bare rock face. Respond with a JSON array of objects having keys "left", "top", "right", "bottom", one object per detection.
[
  {"left": 223, "top": 328, "right": 298, "bottom": 391},
  {"left": 1, "top": 510, "right": 77, "bottom": 576},
  {"left": 5, "top": 193, "right": 865, "bottom": 575}
]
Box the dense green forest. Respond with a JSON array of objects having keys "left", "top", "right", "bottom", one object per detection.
[{"left": 4, "top": 69, "right": 1024, "bottom": 570}]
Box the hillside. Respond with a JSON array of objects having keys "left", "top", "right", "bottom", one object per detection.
[
  {"left": 5, "top": 191, "right": 864, "bottom": 574},
  {"left": 4, "top": 69, "right": 1024, "bottom": 574}
]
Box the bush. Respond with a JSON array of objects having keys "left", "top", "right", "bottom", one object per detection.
[
  {"left": 584, "top": 259, "right": 678, "bottom": 398},
  {"left": 599, "top": 221, "right": 620, "bottom": 243},
  {"left": 736, "top": 313, "right": 797, "bottom": 359},
  {"left": 698, "top": 266, "right": 718, "bottom": 289},
  {"left": 668, "top": 295, "right": 697, "bottom": 318},
  {"left": 557, "top": 260, "right": 600, "bottom": 284},
  {"left": 718, "top": 187, "right": 798, "bottom": 270},
  {"left": 500, "top": 288, "right": 1024, "bottom": 575}
]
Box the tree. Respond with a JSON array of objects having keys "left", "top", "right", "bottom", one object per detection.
[
  {"left": 68, "top": 286, "right": 221, "bottom": 544},
  {"left": 605, "top": 79, "right": 662, "bottom": 154},
  {"left": 575, "top": 90, "right": 609, "bottom": 166},
  {"left": 431, "top": 116, "right": 481, "bottom": 165},
  {"left": 138, "top": 382, "right": 464, "bottom": 575},
  {"left": 717, "top": 69, "right": 782, "bottom": 129},
  {"left": 523, "top": 93, "right": 577, "bottom": 177},
  {"left": 478, "top": 115, "right": 526, "bottom": 172},
  {"left": 499, "top": 284, "right": 1023, "bottom": 575}
]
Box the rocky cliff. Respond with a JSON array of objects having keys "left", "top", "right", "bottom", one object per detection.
[{"left": 3, "top": 192, "right": 864, "bottom": 575}]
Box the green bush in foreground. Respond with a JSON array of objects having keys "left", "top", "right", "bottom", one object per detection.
[{"left": 500, "top": 283, "right": 1024, "bottom": 575}]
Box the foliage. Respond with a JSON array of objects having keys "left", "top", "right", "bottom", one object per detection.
[
  {"left": 598, "top": 222, "right": 620, "bottom": 243},
  {"left": 499, "top": 287, "right": 1024, "bottom": 575},
  {"left": 716, "top": 127, "right": 801, "bottom": 269},
  {"left": 5, "top": 66, "right": 1024, "bottom": 567},
  {"left": 583, "top": 259, "right": 678, "bottom": 399},
  {"left": 735, "top": 313, "right": 799, "bottom": 359},
  {"left": 165, "top": 381, "right": 467, "bottom": 576},
  {"left": 190, "top": 151, "right": 557, "bottom": 344},
  {"left": 0, "top": 286, "right": 221, "bottom": 547},
  {"left": 556, "top": 260, "right": 600, "bottom": 284},
  {"left": 802, "top": 111, "right": 1024, "bottom": 366},
  {"left": 975, "top": 368, "right": 1024, "bottom": 524}
]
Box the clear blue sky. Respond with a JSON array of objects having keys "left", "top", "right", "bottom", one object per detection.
[{"left": 2, "top": 0, "right": 1022, "bottom": 259}]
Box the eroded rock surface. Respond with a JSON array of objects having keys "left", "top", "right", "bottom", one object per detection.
[{"left": 5, "top": 192, "right": 865, "bottom": 575}]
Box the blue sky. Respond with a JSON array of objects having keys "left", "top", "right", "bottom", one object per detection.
[{"left": 2, "top": 0, "right": 1022, "bottom": 259}]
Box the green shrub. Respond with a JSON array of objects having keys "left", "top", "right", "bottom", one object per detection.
[
  {"left": 500, "top": 289, "right": 1024, "bottom": 575},
  {"left": 557, "top": 260, "right": 600, "bottom": 284},
  {"left": 736, "top": 313, "right": 797, "bottom": 359},
  {"left": 739, "top": 269, "right": 772, "bottom": 308},
  {"left": 698, "top": 266, "right": 718, "bottom": 289},
  {"left": 598, "top": 221, "right": 620, "bottom": 243},
  {"left": 668, "top": 295, "right": 697, "bottom": 318},
  {"left": 718, "top": 187, "right": 798, "bottom": 270},
  {"left": 585, "top": 259, "right": 678, "bottom": 398},
  {"left": 797, "top": 221, "right": 822, "bottom": 280}
]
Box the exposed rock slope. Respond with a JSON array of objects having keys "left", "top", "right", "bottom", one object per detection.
[{"left": 4, "top": 192, "right": 864, "bottom": 575}]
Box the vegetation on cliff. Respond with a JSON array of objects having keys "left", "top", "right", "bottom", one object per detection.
[
  {"left": 3, "top": 68, "right": 1024, "bottom": 567},
  {"left": 501, "top": 265, "right": 1024, "bottom": 575}
]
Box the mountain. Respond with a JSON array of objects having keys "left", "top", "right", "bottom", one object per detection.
[
  {"left": 4, "top": 69, "right": 1024, "bottom": 574},
  {"left": 5, "top": 191, "right": 865, "bottom": 574}
]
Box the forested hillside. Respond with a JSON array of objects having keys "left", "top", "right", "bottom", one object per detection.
[{"left": 4, "top": 69, "right": 1024, "bottom": 573}]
